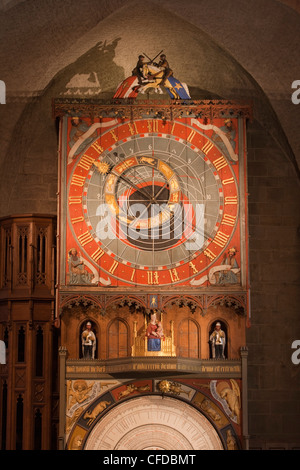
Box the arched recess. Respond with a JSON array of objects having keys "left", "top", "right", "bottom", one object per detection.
[
  {"left": 208, "top": 319, "right": 229, "bottom": 359},
  {"left": 78, "top": 319, "right": 99, "bottom": 360},
  {"left": 83, "top": 395, "right": 224, "bottom": 450},
  {"left": 107, "top": 318, "right": 130, "bottom": 359},
  {"left": 177, "top": 318, "right": 200, "bottom": 358}
]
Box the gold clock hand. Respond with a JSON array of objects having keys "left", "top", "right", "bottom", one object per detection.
[
  {"left": 153, "top": 180, "right": 169, "bottom": 200},
  {"left": 130, "top": 180, "right": 175, "bottom": 226},
  {"left": 118, "top": 173, "right": 154, "bottom": 202}
]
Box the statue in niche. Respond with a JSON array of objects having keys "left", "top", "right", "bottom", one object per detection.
[
  {"left": 132, "top": 312, "right": 175, "bottom": 357},
  {"left": 209, "top": 322, "right": 226, "bottom": 359},
  {"left": 81, "top": 322, "right": 96, "bottom": 359},
  {"left": 68, "top": 248, "right": 93, "bottom": 285},
  {"left": 146, "top": 310, "right": 164, "bottom": 352}
]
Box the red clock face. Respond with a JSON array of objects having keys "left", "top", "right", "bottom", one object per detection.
[{"left": 65, "top": 117, "right": 240, "bottom": 287}]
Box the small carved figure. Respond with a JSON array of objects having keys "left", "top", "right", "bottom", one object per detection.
[
  {"left": 157, "top": 380, "right": 191, "bottom": 398},
  {"left": 209, "top": 322, "right": 226, "bottom": 359},
  {"left": 156, "top": 54, "right": 173, "bottom": 85},
  {"left": 114, "top": 51, "right": 190, "bottom": 99},
  {"left": 66, "top": 380, "right": 96, "bottom": 433},
  {"left": 71, "top": 434, "right": 83, "bottom": 450},
  {"left": 146, "top": 311, "right": 161, "bottom": 352},
  {"left": 217, "top": 380, "right": 241, "bottom": 424},
  {"left": 212, "top": 119, "right": 237, "bottom": 162},
  {"left": 68, "top": 248, "right": 93, "bottom": 285},
  {"left": 131, "top": 54, "right": 149, "bottom": 84},
  {"left": 226, "top": 429, "right": 237, "bottom": 450},
  {"left": 118, "top": 384, "right": 150, "bottom": 400},
  {"left": 81, "top": 322, "right": 96, "bottom": 359},
  {"left": 199, "top": 399, "right": 222, "bottom": 424},
  {"left": 68, "top": 117, "right": 97, "bottom": 157},
  {"left": 68, "top": 380, "right": 94, "bottom": 407},
  {"left": 66, "top": 409, "right": 83, "bottom": 434},
  {"left": 156, "top": 321, "right": 164, "bottom": 339},
  {"left": 83, "top": 400, "right": 111, "bottom": 426},
  {"left": 139, "top": 156, "right": 155, "bottom": 166},
  {"left": 217, "top": 247, "right": 240, "bottom": 285}
]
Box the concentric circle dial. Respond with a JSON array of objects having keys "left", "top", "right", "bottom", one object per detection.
[
  {"left": 67, "top": 118, "right": 239, "bottom": 286},
  {"left": 103, "top": 156, "right": 181, "bottom": 252},
  {"left": 83, "top": 395, "right": 224, "bottom": 450}
]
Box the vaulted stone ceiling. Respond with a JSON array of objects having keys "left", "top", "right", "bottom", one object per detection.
[{"left": 0, "top": 0, "right": 299, "bottom": 216}]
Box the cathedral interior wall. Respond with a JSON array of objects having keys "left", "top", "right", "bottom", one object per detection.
[{"left": 0, "top": 0, "right": 299, "bottom": 450}]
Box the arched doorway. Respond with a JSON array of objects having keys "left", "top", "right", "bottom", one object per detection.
[{"left": 83, "top": 395, "right": 224, "bottom": 450}]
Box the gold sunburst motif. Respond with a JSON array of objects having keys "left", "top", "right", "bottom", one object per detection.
[
  {"left": 94, "top": 161, "right": 110, "bottom": 174},
  {"left": 157, "top": 380, "right": 171, "bottom": 394}
]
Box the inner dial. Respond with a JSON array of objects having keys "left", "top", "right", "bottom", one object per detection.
[
  {"left": 85, "top": 133, "right": 223, "bottom": 271},
  {"left": 104, "top": 157, "right": 181, "bottom": 252}
]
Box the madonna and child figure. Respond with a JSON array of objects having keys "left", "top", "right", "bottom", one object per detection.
[{"left": 146, "top": 311, "right": 164, "bottom": 352}]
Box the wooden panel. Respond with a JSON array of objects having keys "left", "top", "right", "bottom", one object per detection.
[
  {"left": 178, "top": 319, "right": 199, "bottom": 358},
  {"left": 108, "top": 320, "right": 128, "bottom": 359}
]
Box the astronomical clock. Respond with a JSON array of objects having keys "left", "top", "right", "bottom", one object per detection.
[
  {"left": 58, "top": 112, "right": 247, "bottom": 290},
  {"left": 53, "top": 66, "right": 252, "bottom": 452}
]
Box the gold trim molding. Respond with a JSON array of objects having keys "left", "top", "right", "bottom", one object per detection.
[{"left": 65, "top": 357, "right": 242, "bottom": 379}]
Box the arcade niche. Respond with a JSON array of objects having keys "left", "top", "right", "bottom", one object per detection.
[{"left": 57, "top": 292, "right": 247, "bottom": 362}]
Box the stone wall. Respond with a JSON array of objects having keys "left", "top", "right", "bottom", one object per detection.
[
  {"left": 0, "top": 0, "right": 299, "bottom": 449},
  {"left": 247, "top": 120, "right": 300, "bottom": 449}
]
